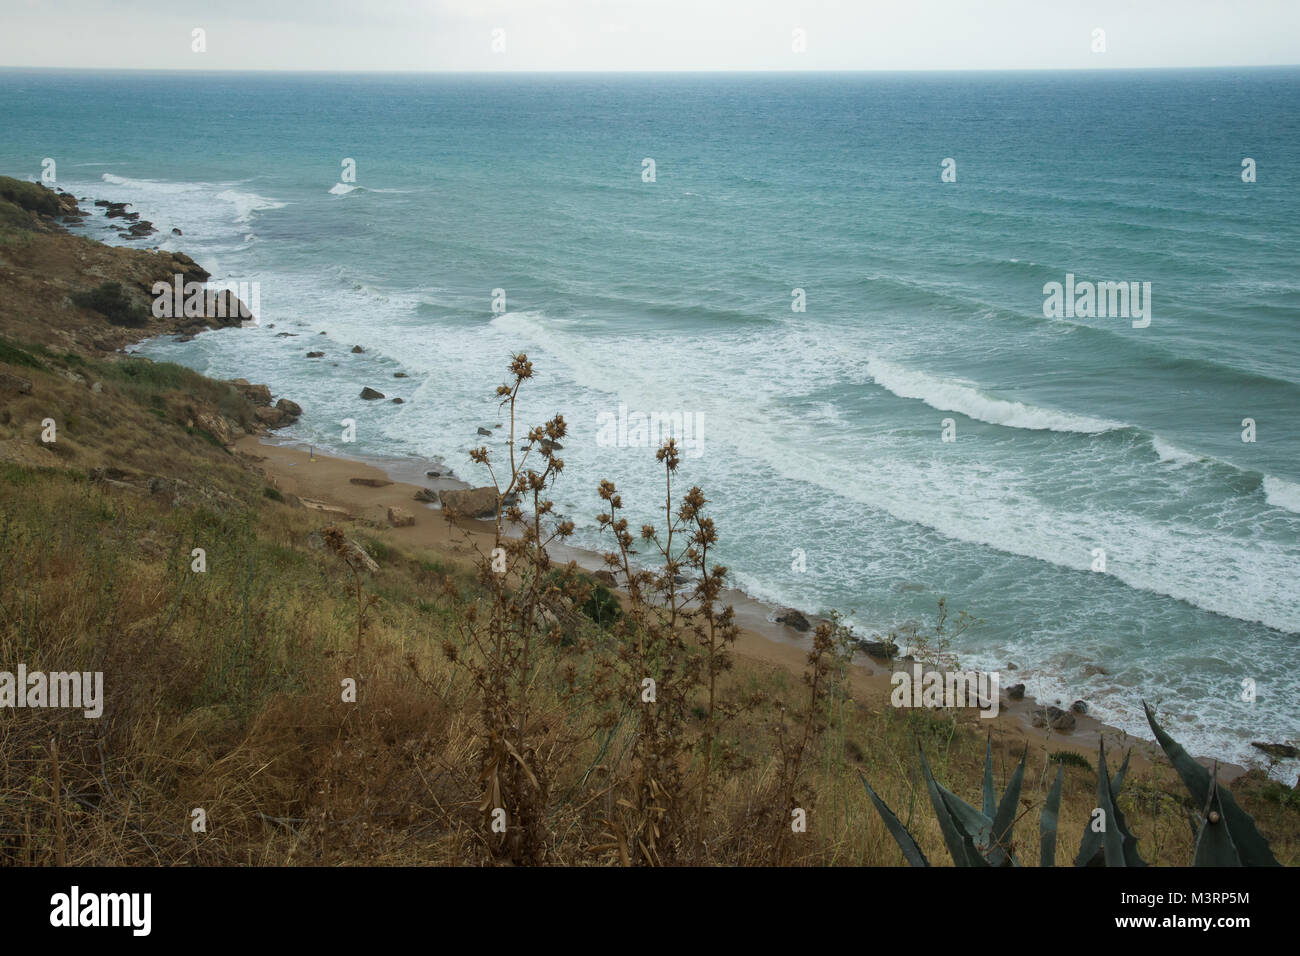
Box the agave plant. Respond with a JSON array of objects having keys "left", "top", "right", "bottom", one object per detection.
[{"left": 862, "top": 700, "right": 1279, "bottom": 867}]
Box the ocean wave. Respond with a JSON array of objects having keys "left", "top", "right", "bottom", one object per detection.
[
  {"left": 213, "top": 188, "right": 286, "bottom": 222},
  {"left": 1152, "top": 436, "right": 1207, "bottom": 466},
  {"left": 1264, "top": 476, "right": 1300, "bottom": 514},
  {"left": 865, "top": 354, "right": 1121, "bottom": 434}
]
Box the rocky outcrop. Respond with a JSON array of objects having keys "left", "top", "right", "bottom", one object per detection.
[
  {"left": 440, "top": 486, "right": 501, "bottom": 520},
  {"left": 223, "top": 379, "right": 301, "bottom": 431}
]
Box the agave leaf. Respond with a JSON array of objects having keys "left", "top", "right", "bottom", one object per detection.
[
  {"left": 990, "top": 746, "right": 1028, "bottom": 864},
  {"left": 859, "top": 773, "right": 930, "bottom": 867},
  {"left": 982, "top": 736, "right": 996, "bottom": 819},
  {"left": 1075, "top": 741, "right": 1146, "bottom": 867},
  {"left": 918, "top": 745, "right": 990, "bottom": 867},
  {"left": 1142, "top": 701, "right": 1279, "bottom": 866},
  {"left": 1193, "top": 767, "right": 1241, "bottom": 867},
  {"left": 1040, "top": 761, "right": 1064, "bottom": 868},
  {"left": 1096, "top": 739, "right": 1129, "bottom": 866}
]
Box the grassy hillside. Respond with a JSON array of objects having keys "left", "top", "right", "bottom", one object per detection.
[{"left": 1, "top": 179, "right": 1296, "bottom": 866}]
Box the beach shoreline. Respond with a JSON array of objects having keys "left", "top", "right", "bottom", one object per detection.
[{"left": 233, "top": 429, "right": 1244, "bottom": 780}]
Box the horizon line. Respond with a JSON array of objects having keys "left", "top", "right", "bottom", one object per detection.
[{"left": 3, "top": 63, "right": 1300, "bottom": 75}]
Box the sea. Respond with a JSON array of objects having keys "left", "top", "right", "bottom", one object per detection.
[{"left": 2, "top": 67, "right": 1297, "bottom": 770}]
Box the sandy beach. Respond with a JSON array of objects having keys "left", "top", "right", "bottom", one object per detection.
[{"left": 234, "top": 432, "right": 1211, "bottom": 779}]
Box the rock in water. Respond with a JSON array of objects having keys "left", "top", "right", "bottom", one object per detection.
[{"left": 359, "top": 387, "right": 385, "bottom": 400}]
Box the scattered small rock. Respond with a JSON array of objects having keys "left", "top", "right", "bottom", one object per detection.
[
  {"left": 394, "top": 372, "right": 408, "bottom": 378},
  {"left": 476, "top": 426, "right": 492, "bottom": 436},
  {"left": 351, "top": 345, "right": 365, "bottom": 354},
  {"left": 171, "top": 227, "right": 182, "bottom": 236},
  {"left": 391, "top": 397, "right": 404, "bottom": 404},
  {"left": 306, "top": 351, "right": 324, "bottom": 358}
]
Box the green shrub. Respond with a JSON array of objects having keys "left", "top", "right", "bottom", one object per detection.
[{"left": 71, "top": 282, "right": 149, "bottom": 327}]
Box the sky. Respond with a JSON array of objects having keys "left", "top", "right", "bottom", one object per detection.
[{"left": 2, "top": 0, "right": 1298, "bottom": 72}]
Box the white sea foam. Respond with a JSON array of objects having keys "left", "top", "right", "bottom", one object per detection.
[
  {"left": 328, "top": 183, "right": 358, "bottom": 195},
  {"left": 1264, "top": 475, "right": 1300, "bottom": 514},
  {"left": 1152, "top": 436, "right": 1205, "bottom": 466},
  {"left": 866, "top": 354, "right": 1120, "bottom": 434}
]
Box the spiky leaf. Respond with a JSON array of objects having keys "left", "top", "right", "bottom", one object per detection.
[
  {"left": 1075, "top": 742, "right": 1145, "bottom": 867},
  {"left": 918, "top": 745, "right": 989, "bottom": 867},
  {"left": 1193, "top": 769, "right": 1241, "bottom": 867},
  {"left": 1142, "top": 701, "right": 1279, "bottom": 866},
  {"left": 859, "top": 773, "right": 930, "bottom": 867},
  {"left": 1040, "top": 762, "right": 1064, "bottom": 867},
  {"left": 989, "top": 746, "right": 1028, "bottom": 865}
]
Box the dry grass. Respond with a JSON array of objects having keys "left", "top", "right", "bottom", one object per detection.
[{"left": 1, "top": 345, "right": 1297, "bottom": 867}]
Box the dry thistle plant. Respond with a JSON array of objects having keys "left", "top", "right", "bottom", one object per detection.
[
  {"left": 590, "top": 438, "right": 740, "bottom": 865},
  {"left": 438, "top": 353, "right": 583, "bottom": 864},
  {"left": 767, "top": 613, "right": 855, "bottom": 863},
  {"left": 321, "top": 525, "right": 379, "bottom": 660}
]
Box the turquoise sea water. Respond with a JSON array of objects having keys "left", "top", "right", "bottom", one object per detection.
[{"left": 2, "top": 68, "right": 1297, "bottom": 768}]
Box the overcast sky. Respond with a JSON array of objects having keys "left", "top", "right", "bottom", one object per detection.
[{"left": 3, "top": 0, "right": 1298, "bottom": 72}]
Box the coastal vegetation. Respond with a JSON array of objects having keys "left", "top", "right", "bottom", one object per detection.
[{"left": 1, "top": 179, "right": 1297, "bottom": 865}]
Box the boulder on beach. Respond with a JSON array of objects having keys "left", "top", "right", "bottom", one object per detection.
[
  {"left": 1031, "top": 706, "right": 1075, "bottom": 731},
  {"left": 414, "top": 488, "right": 439, "bottom": 503},
  {"left": 1071, "top": 699, "right": 1089, "bottom": 715},
  {"left": 774, "top": 608, "right": 811, "bottom": 632},
  {"left": 387, "top": 506, "right": 415, "bottom": 528},
  {"left": 349, "top": 477, "right": 392, "bottom": 488},
  {"left": 1006, "top": 683, "right": 1026, "bottom": 700},
  {"left": 359, "top": 387, "right": 385, "bottom": 400},
  {"left": 275, "top": 397, "right": 302, "bottom": 419},
  {"left": 440, "top": 486, "right": 501, "bottom": 520},
  {"left": 855, "top": 638, "right": 896, "bottom": 660}
]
